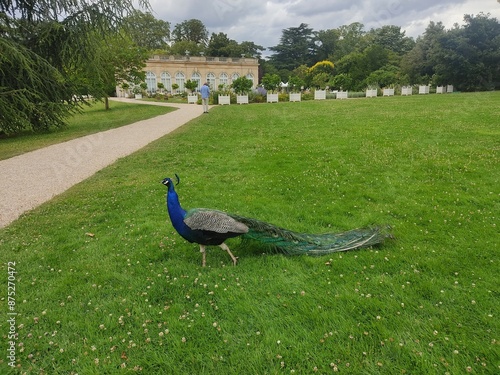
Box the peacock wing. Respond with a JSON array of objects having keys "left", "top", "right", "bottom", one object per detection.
[{"left": 184, "top": 209, "right": 249, "bottom": 234}]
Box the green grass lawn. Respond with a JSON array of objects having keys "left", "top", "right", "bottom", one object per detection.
[
  {"left": 0, "top": 92, "right": 498, "bottom": 374},
  {"left": 0, "top": 101, "right": 176, "bottom": 161}
]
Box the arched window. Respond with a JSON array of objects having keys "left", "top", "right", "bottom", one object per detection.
[
  {"left": 145, "top": 72, "right": 157, "bottom": 93},
  {"left": 206, "top": 72, "right": 216, "bottom": 90},
  {"left": 191, "top": 72, "right": 201, "bottom": 92},
  {"left": 246, "top": 73, "right": 254, "bottom": 88},
  {"left": 175, "top": 72, "right": 185, "bottom": 92},
  {"left": 231, "top": 73, "right": 240, "bottom": 83},
  {"left": 219, "top": 73, "right": 229, "bottom": 88},
  {"left": 161, "top": 72, "right": 171, "bottom": 92}
]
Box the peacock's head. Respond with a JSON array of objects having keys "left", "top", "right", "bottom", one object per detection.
[
  {"left": 161, "top": 174, "right": 180, "bottom": 188},
  {"left": 161, "top": 177, "right": 171, "bottom": 187}
]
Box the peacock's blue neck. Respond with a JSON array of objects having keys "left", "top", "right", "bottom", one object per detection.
[{"left": 166, "top": 185, "right": 189, "bottom": 234}]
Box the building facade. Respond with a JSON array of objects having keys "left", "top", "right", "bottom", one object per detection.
[{"left": 117, "top": 55, "right": 259, "bottom": 97}]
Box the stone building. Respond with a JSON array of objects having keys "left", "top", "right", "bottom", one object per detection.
[{"left": 117, "top": 55, "right": 259, "bottom": 97}]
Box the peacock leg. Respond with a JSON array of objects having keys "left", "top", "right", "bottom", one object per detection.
[
  {"left": 199, "top": 244, "right": 206, "bottom": 267},
  {"left": 219, "top": 243, "right": 238, "bottom": 266}
]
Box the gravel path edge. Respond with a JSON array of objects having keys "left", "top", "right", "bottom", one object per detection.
[{"left": 0, "top": 99, "right": 204, "bottom": 228}]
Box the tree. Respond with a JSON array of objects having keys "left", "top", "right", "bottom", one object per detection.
[
  {"left": 288, "top": 75, "right": 305, "bottom": 92},
  {"left": 332, "top": 22, "right": 367, "bottom": 61},
  {"left": 308, "top": 60, "right": 335, "bottom": 75},
  {"left": 291, "top": 64, "right": 310, "bottom": 87},
  {"left": 400, "top": 21, "right": 446, "bottom": 84},
  {"left": 368, "top": 25, "right": 415, "bottom": 55},
  {"left": 261, "top": 73, "right": 281, "bottom": 92},
  {"left": 231, "top": 76, "right": 253, "bottom": 94},
  {"left": 433, "top": 13, "right": 500, "bottom": 90},
  {"left": 313, "top": 29, "right": 340, "bottom": 61},
  {"left": 334, "top": 45, "right": 391, "bottom": 90},
  {"left": 184, "top": 79, "right": 198, "bottom": 93},
  {"left": 207, "top": 32, "right": 240, "bottom": 57},
  {"left": 0, "top": 0, "right": 150, "bottom": 134},
  {"left": 94, "top": 31, "right": 149, "bottom": 109},
  {"left": 123, "top": 10, "right": 170, "bottom": 51},
  {"left": 239, "top": 41, "right": 265, "bottom": 58},
  {"left": 365, "top": 65, "right": 402, "bottom": 87},
  {"left": 269, "top": 23, "right": 316, "bottom": 71},
  {"left": 307, "top": 60, "right": 335, "bottom": 89},
  {"left": 311, "top": 72, "right": 331, "bottom": 89},
  {"left": 169, "top": 40, "right": 204, "bottom": 56},
  {"left": 331, "top": 73, "right": 353, "bottom": 90},
  {"left": 0, "top": 38, "right": 74, "bottom": 134},
  {"left": 172, "top": 19, "right": 209, "bottom": 45}
]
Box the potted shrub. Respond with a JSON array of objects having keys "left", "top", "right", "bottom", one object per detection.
[
  {"left": 314, "top": 89, "right": 326, "bottom": 100},
  {"left": 365, "top": 85, "right": 378, "bottom": 98},
  {"left": 218, "top": 84, "right": 231, "bottom": 105},
  {"left": 140, "top": 82, "right": 148, "bottom": 94},
  {"left": 383, "top": 86, "right": 395, "bottom": 96},
  {"left": 120, "top": 82, "right": 130, "bottom": 98},
  {"left": 401, "top": 86, "right": 413, "bottom": 95},
  {"left": 185, "top": 79, "right": 199, "bottom": 103},
  {"left": 132, "top": 85, "right": 142, "bottom": 99},
  {"left": 261, "top": 73, "right": 280, "bottom": 103},
  {"left": 231, "top": 76, "right": 252, "bottom": 104},
  {"left": 288, "top": 76, "right": 304, "bottom": 102}
]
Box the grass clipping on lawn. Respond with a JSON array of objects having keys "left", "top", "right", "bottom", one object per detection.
[{"left": 0, "top": 92, "right": 498, "bottom": 374}]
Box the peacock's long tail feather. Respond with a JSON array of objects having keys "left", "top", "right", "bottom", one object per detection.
[{"left": 227, "top": 214, "right": 391, "bottom": 255}]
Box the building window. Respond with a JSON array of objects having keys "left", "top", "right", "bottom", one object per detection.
[
  {"left": 206, "top": 72, "right": 216, "bottom": 90},
  {"left": 146, "top": 72, "right": 157, "bottom": 94},
  {"left": 175, "top": 72, "right": 185, "bottom": 93},
  {"left": 191, "top": 72, "right": 201, "bottom": 92},
  {"left": 219, "top": 72, "right": 229, "bottom": 89},
  {"left": 246, "top": 73, "right": 254, "bottom": 88},
  {"left": 161, "top": 72, "right": 171, "bottom": 93},
  {"left": 231, "top": 73, "right": 240, "bottom": 83}
]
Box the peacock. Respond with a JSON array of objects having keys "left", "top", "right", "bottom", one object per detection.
[{"left": 162, "top": 175, "right": 391, "bottom": 266}]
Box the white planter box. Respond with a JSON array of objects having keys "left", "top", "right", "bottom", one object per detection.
[
  {"left": 236, "top": 95, "right": 248, "bottom": 104},
  {"left": 436, "top": 86, "right": 446, "bottom": 94},
  {"left": 447, "top": 85, "right": 454, "bottom": 93},
  {"left": 366, "top": 89, "right": 377, "bottom": 98},
  {"left": 383, "top": 88, "right": 395, "bottom": 96},
  {"left": 134, "top": 94, "right": 142, "bottom": 99},
  {"left": 314, "top": 90, "right": 326, "bottom": 100},
  {"left": 401, "top": 87, "right": 412, "bottom": 96},
  {"left": 218, "top": 95, "right": 230, "bottom": 105},
  {"left": 336, "top": 91, "right": 348, "bottom": 99},
  {"left": 419, "top": 85, "right": 430, "bottom": 94},
  {"left": 187, "top": 94, "right": 198, "bottom": 103},
  {"left": 289, "top": 93, "right": 301, "bottom": 102},
  {"left": 267, "top": 93, "right": 278, "bottom": 103}
]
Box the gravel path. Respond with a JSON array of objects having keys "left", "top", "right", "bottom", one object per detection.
[{"left": 0, "top": 99, "right": 204, "bottom": 228}]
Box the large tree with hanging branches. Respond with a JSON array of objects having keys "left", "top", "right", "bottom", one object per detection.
[{"left": 0, "top": 0, "right": 150, "bottom": 134}]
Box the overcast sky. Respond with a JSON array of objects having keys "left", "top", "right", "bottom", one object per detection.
[{"left": 148, "top": 0, "right": 500, "bottom": 53}]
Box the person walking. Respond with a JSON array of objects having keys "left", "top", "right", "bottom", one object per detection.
[{"left": 200, "top": 82, "right": 210, "bottom": 113}]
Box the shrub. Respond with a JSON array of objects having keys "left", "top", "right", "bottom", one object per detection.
[
  {"left": 301, "top": 92, "right": 314, "bottom": 101},
  {"left": 248, "top": 91, "right": 266, "bottom": 103},
  {"left": 278, "top": 93, "right": 289, "bottom": 102}
]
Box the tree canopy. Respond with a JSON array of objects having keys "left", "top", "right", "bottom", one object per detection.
[
  {"left": 266, "top": 14, "right": 499, "bottom": 92},
  {"left": 269, "top": 23, "right": 316, "bottom": 71},
  {"left": 0, "top": 0, "right": 150, "bottom": 134},
  {"left": 172, "top": 19, "right": 209, "bottom": 45},
  {"left": 123, "top": 10, "right": 170, "bottom": 51}
]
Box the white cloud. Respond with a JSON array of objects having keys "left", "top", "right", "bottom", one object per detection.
[{"left": 147, "top": 0, "right": 500, "bottom": 48}]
